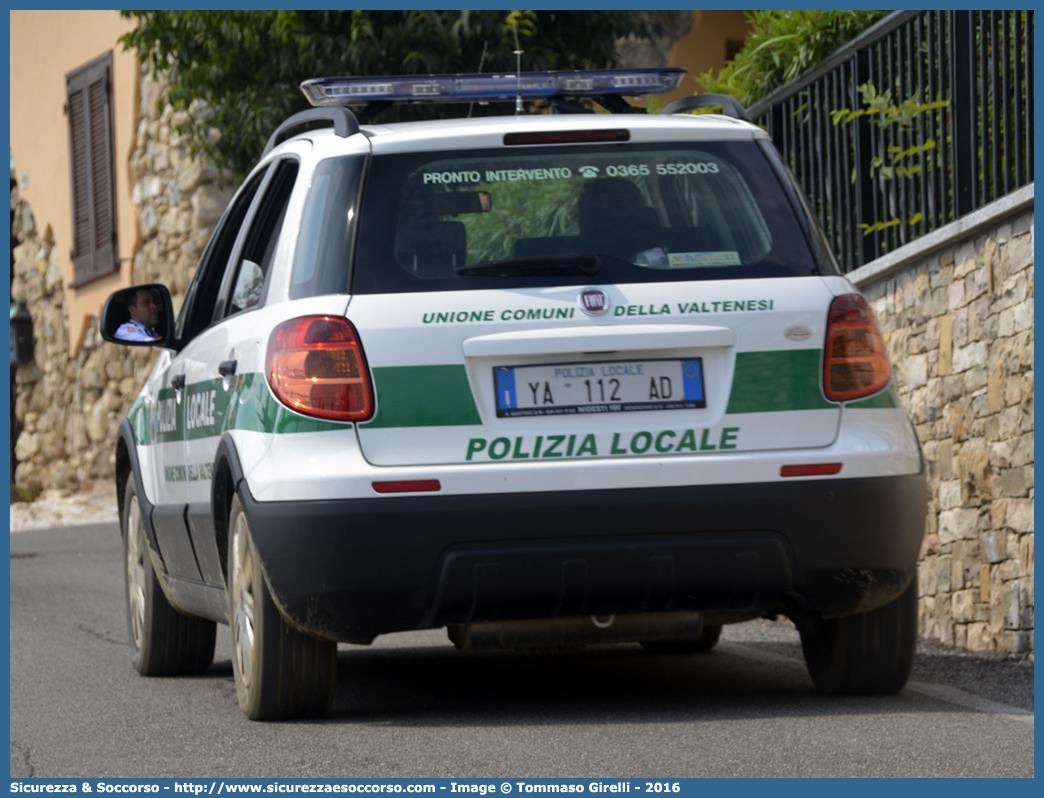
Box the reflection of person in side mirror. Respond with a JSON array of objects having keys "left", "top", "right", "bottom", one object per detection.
[{"left": 115, "top": 288, "right": 161, "bottom": 342}]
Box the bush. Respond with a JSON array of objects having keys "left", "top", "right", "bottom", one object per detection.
[{"left": 698, "top": 10, "right": 891, "bottom": 107}]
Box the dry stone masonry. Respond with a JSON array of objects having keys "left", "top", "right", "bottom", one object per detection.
[
  {"left": 129, "top": 70, "right": 234, "bottom": 295},
  {"left": 11, "top": 66, "right": 232, "bottom": 495},
  {"left": 11, "top": 225, "right": 158, "bottom": 493},
  {"left": 859, "top": 206, "right": 1034, "bottom": 657}
]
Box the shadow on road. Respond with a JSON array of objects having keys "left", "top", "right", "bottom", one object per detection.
[{"left": 202, "top": 629, "right": 1032, "bottom": 726}]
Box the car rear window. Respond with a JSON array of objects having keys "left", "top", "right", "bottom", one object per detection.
[{"left": 292, "top": 141, "right": 827, "bottom": 297}]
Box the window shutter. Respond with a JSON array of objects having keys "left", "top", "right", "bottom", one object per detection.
[{"left": 66, "top": 52, "right": 117, "bottom": 287}]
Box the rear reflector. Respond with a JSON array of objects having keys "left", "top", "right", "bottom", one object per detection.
[
  {"left": 781, "top": 463, "right": 842, "bottom": 477},
  {"left": 504, "top": 129, "right": 630, "bottom": 146},
  {"left": 267, "top": 316, "right": 373, "bottom": 422},
  {"left": 823, "top": 294, "right": 892, "bottom": 401},
  {"left": 372, "top": 480, "right": 442, "bottom": 494}
]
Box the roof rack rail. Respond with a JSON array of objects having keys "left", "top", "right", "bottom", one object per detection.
[
  {"left": 660, "top": 94, "right": 751, "bottom": 123},
  {"left": 262, "top": 107, "right": 360, "bottom": 156},
  {"left": 300, "top": 69, "right": 685, "bottom": 120}
]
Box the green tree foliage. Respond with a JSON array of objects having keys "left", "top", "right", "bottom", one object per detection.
[
  {"left": 119, "top": 10, "right": 649, "bottom": 181},
  {"left": 697, "top": 10, "right": 890, "bottom": 107}
]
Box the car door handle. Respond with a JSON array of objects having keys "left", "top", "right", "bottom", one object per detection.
[
  {"left": 171, "top": 374, "right": 186, "bottom": 390},
  {"left": 219, "top": 360, "right": 238, "bottom": 377}
]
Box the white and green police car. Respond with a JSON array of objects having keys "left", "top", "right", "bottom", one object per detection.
[{"left": 101, "top": 68, "right": 926, "bottom": 720}]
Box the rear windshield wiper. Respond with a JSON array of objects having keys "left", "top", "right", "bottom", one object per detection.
[{"left": 456, "top": 253, "right": 601, "bottom": 277}]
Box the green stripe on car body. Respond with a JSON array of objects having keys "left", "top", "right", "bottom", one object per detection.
[
  {"left": 227, "top": 373, "right": 353, "bottom": 434},
  {"left": 130, "top": 349, "right": 866, "bottom": 442},
  {"left": 362, "top": 365, "right": 483, "bottom": 428},
  {"left": 846, "top": 383, "right": 900, "bottom": 409},
  {"left": 360, "top": 352, "right": 836, "bottom": 429},
  {"left": 725, "top": 349, "right": 834, "bottom": 414},
  {"left": 127, "top": 396, "right": 150, "bottom": 445},
  {"left": 135, "top": 373, "right": 354, "bottom": 445}
]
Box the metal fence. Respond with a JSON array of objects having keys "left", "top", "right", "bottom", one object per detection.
[{"left": 747, "top": 10, "right": 1034, "bottom": 273}]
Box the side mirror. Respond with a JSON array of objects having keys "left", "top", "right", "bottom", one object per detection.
[
  {"left": 230, "top": 260, "right": 264, "bottom": 312},
  {"left": 99, "top": 283, "right": 176, "bottom": 347}
]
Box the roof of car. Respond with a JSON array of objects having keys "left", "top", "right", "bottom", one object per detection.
[{"left": 292, "top": 111, "right": 767, "bottom": 157}]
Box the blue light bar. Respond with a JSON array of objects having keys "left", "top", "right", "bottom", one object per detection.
[{"left": 300, "top": 68, "right": 685, "bottom": 107}]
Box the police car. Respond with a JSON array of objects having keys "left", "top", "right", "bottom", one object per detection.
[{"left": 101, "top": 68, "right": 926, "bottom": 720}]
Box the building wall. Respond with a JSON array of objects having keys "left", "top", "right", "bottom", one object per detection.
[
  {"left": 11, "top": 67, "right": 230, "bottom": 494},
  {"left": 850, "top": 190, "right": 1034, "bottom": 656},
  {"left": 664, "top": 11, "right": 751, "bottom": 106},
  {"left": 615, "top": 11, "right": 752, "bottom": 109},
  {"left": 9, "top": 10, "right": 140, "bottom": 357}
]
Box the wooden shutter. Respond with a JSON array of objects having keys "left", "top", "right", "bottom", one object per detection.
[{"left": 66, "top": 52, "right": 117, "bottom": 286}]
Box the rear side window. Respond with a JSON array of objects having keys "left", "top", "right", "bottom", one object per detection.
[
  {"left": 175, "top": 166, "right": 268, "bottom": 341},
  {"left": 352, "top": 141, "right": 822, "bottom": 295},
  {"left": 289, "top": 155, "right": 365, "bottom": 298},
  {"left": 224, "top": 159, "right": 299, "bottom": 317}
]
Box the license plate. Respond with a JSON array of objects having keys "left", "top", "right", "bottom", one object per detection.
[{"left": 494, "top": 358, "right": 706, "bottom": 418}]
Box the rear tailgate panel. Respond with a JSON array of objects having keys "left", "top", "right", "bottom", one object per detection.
[{"left": 352, "top": 276, "right": 841, "bottom": 466}]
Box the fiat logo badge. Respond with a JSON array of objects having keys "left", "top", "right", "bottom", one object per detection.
[{"left": 578, "top": 288, "right": 610, "bottom": 316}]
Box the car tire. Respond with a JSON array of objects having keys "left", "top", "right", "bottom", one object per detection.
[
  {"left": 639, "top": 624, "right": 722, "bottom": 654},
  {"left": 227, "top": 494, "right": 337, "bottom": 720},
  {"left": 798, "top": 576, "right": 917, "bottom": 695},
  {"left": 123, "top": 474, "right": 216, "bottom": 676}
]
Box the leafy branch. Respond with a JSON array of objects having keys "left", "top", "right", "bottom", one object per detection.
[
  {"left": 118, "top": 10, "right": 650, "bottom": 182},
  {"left": 832, "top": 81, "right": 950, "bottom": 235},
  {"left": 697, "top": 10, "right": 890, "bottom": 107}
]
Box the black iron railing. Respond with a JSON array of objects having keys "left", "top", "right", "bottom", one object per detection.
[{"left": 747, "top": 10, "right": 1034, "bottom": 273}]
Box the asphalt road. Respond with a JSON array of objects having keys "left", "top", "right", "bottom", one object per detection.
[{"left": 10, "top": 522, "right": 1034, "bottom": 779}]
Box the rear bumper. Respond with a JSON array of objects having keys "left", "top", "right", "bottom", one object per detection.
[{"left": 241, "top": 470, "right": 926, "bottom": 644}]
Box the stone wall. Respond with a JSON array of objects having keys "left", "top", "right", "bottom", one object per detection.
[
  {"left": 853, "top": 196, "right": 1034, "bottom": 657},
  {"left": 129, "top": 70, "right": 235, "bottom": 295},
  {"left": 11, "top": 220, "right": 156, "bottom": 493},
  {"left": 615, "top": 11, "right": 695, "bottom": 69},
  {"left": 10, "top": 66, "right": 232, "bottom": 496}
]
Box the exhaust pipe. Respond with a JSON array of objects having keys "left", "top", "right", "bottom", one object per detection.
[{"left": 447, "top": 612, "right": 703, "bottom": 651}]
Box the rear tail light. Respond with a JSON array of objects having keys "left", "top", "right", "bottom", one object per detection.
[
  {"left": 823, "top": 294, "right": 892, "bottom": 401},
  {"left": 781, "top": 463, "right": 842, "bottom": 477},
  {"left": 267, "top": 316, "right": 373, "bottom": 421},
  {"left": 372, "top": 480, "right": 441, "bottom": 494}
]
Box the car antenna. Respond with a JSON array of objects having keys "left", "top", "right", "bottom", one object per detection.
[
  {"left": 467, "top": 40, "right": 489, "bottom": 119},
  {"left": 512, "top": 19, "right": 524, "bottom": 116}
]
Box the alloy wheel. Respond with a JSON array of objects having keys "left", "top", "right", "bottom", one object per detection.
[
  {"left": 126, "top": 496, "right": 147, "bottom": 651},
  {"left": 231, "top": 514, "right": 257, "bottom": 690}
]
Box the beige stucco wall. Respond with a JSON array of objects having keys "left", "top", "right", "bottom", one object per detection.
[
  {"left": 664, "top": 11, "right": 751, "bottom": 106},
  {"left": 9, "top": 10, "right": 140, "bottom": 358}
]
